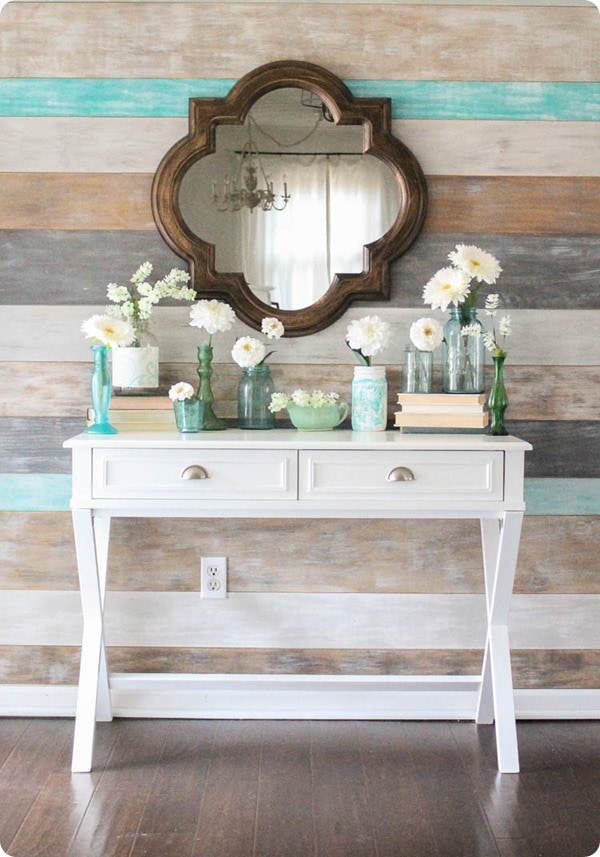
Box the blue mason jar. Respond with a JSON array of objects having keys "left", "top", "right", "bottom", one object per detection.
[
  {"left": 442, "top": 307, "right": 485, "bottom": 393},
  {"left": 351, "top": 366, "right": 387, "bottom": 431},
  {"left": 238, "top": 364, "right": 275, "bottom": 429}
]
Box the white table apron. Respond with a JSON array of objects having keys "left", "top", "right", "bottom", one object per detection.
[{"left": 64, "top": 430, "right": 532, "bottom": 774}]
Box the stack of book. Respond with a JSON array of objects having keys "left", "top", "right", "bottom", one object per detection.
[
  {"left": 394, "top": 393, "right": 489, "bottom": 432},
  {"left": 87, "top": 395, "right": 176, "bottom": 429}
]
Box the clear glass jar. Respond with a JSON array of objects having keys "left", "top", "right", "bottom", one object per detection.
[
  {"left": 238, "top": 364, "right": 275, "bottom": 429},
  {"left": 442, "top": 307, "right": 485, "bottom": 393},
  {"left": 402, "top": 345, "right": 433, "bottom": 393}
]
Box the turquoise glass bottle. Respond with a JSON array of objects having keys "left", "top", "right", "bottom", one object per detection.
[{"left": 84, "top": 345, "right": 118, "bottom": 434}]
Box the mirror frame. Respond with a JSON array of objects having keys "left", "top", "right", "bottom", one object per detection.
[{"left": 151, "top": 59, "right": 428, "bottom": 337}]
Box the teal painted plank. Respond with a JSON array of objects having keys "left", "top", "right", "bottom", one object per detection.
[
  {"left": 0, "top": 474, "right": 71, "bottom": 512},
  {"left": 0, "top": 474, "right": 597, "bottom": 515},
  {"left": 525, "top": 478, "right": 600, "bottom": 516},
  {"left": 0, "top": 79, "right": 598, "bottom": 120}
]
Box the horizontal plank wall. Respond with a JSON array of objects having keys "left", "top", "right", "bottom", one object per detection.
[{"left": 0, "top": 0, "right": 598, "bottom": 709}]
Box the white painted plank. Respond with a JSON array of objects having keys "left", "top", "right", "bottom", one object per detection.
[
  {"left": 1, "top": 590, "right": 599, "bottom": 649},
  {"left": 2, "top": 118, "right": 599, "bottom": 177},
  {"left": 2, "top": 305, "right": 599, "bottom": 366},
  {"left": 5, "top": 1, "right": 593, "bottom": 6}
]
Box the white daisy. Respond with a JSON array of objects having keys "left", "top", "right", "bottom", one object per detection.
[
  {"left": 422, "top": 267, "right": 471, "bottom": 311},
  {"left": 81, "top": 314, "right": 135, "bottom": 348},
  {"left": 231, "top": 336, "right": 266, "bottom": 368},
  {"left": 409, "top": 317, "right": 444, "bottom": 352},
  {"left": 448, "top": 244, "right": 502, "bottom": 285}
]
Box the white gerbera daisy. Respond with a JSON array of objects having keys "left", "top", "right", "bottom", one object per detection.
[
  {"left": 409, "top": 317, "right": 444, "bottom": 352},
  {"left": 345, "top": 315, "right": 390, "bottom": 358},
  {"left": 448, "top": 244, "right": 502, "bottom": 285},
  {"left": 422, "top": 267, "right": 471, "bottom": 311},
  {"left": 81, "top": 314, "right": 135, "bottom": 348},
  {"left": 261, "top": 317, "right": 285, "bottom": 340},
  {"left": 168, "top": 381, "right": 195, "bottom": 402},
  {"left": 231, "top": 336, "right": 266, "bottom": 368},
  {"left": 189, "top": 299, "right": 236, "bottom": 335}
]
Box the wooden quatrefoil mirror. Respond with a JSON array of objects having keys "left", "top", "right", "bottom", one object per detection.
[{"left": 151, "top": 60, "right": 428, "bottom": 336}]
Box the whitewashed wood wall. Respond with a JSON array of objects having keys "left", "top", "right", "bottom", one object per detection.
[{"left": 0, "top": 0, "right": 599, "bottom": 713}]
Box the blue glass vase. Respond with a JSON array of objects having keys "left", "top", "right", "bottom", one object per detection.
[
  {"left": 238, "top": 364, "right": 275, "bottom": 429},
  {"left": 84, "top": 345, "right": 118, "bottom": 434},
  {"left": 442, "top": 307, "right": 485, "bottom": 393}
]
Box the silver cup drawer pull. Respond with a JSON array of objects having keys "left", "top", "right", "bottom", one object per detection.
[
  {"left": 386, "top": 466, "right": 415, "bottom": 482},
  {"left": 181, "top": 465, "right": 210, "bottom": 480}
]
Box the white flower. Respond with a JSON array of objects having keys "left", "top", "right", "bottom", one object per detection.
[
  {"left": 461, "top": 324, "right": 481, "bottom": 337},
  {"left": 422, "top": 267, "right": 471, "bottom": 311},
  {"left": 409, "top": 317, "right": 444, "bottom": 352},
  {"left": 290, "top": 389, "right": 311, "bottom": 407},
  {"left": 168, "top": 381, "right": 195, "bottom": 402},
  {"left": 81, "top": 314, "right": 135, "bottom": 347},
  {"left": 269, "top": 392, "right": 290, "bottom": 413},
  {"left": 106, "top": 283, "right": 130, "bottom": 304},
  {"left": 482, "top": 331, "right": 497, "bottom": 354},
  {"left": 448, "top": 244, "right": 502, "bottom": 285},
  {"left": 485, "top": 293, "right": 500, "bottom": 315},
  {"left": 261, "top": 317, "right": 284, "bottom": 340},
  {"left": 345, "top": 315, "right": 390, "bottom": 360},
  {"left": 131, "top": 261, "right": 153, "bottom": 285},
  {"left": 189, "top": 300, "right": 236, "bottom": 335},
  {"left": 499, "top": 316, "right": 512, "bottom": 338},
  {"left": 231, "top": 336, "right": 266, "bottom": 368}
]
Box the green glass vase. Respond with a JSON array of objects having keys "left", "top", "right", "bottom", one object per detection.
[
  {"left": 196, "top": 343, "right": 226, "bottom": 431},
  {"left": 487, "top": 354, "right": 509, "bottom": 436}
]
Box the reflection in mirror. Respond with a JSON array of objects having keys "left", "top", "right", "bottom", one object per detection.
[{"left": 178, "top": 88, "right": 401, "bottom": 311}]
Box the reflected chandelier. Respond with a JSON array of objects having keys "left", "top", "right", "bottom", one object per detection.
[{"left": 212, "top": 116, "right": 290, "bottom": 214}]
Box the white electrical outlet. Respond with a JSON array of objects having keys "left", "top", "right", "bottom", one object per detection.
[{"left": 200, "top": 556, "right": 227, "bottom": 599}]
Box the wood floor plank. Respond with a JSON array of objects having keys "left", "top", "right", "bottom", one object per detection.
[
  {"left": 310, "top": 721, "right": 377, "bottom": 857},
  {"left": 0, "top": 784, "right": 41, "bottom": 853},
  {"left": 0, "top": 717, "right": 31, "bottom": 767},
  {"left": 253, "top": 721, "right": 314, "bottom": 857},
  {"left": 190, "top": 721, "right": 262, "bottom": 857},
  {"left": 137, "top": 720, "right": 216, "bottom": 835},
  {"left": 357, "top": 721, "right": 439, "bottom": 857},
  {"left": 0, "top": 718, "right": 72, "bottom": 789}
]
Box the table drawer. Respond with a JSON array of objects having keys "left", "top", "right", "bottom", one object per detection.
[
  {"left": 92, "top": 448, "right": 297, "bottom": 500},
  {"left": 299, "top": 450, "right": 504, "bottom": 503}
]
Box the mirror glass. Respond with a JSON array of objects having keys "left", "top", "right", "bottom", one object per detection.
[{"left": 178, "top": 88, "right": 401, "bottom": 311}]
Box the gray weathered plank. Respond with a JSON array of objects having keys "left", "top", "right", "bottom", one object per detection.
[{"left": 2, "top": 231, "right": 600, "bottom": 309}]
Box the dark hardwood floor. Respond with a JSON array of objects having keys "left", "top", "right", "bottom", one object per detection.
[{"left": 0, "top": 718, "right": 599, "bottom": 857}]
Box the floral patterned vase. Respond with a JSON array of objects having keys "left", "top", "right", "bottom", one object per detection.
[
  {"left": 351, "top": 366, "right": 387, "bottom": 431},
  {"left": 112, "top": 320, "right": 159, "bottom": 391}
]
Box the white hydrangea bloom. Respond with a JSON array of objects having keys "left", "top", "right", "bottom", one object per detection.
[
  {"left": 409, "top": 317, "right": 444, "bottom": 352},
  {"left": 231, "top": 336, "right": 266, "bottom": 368},
  {"left": 269, "top": 392, "right": 290, "bottom": 413}
]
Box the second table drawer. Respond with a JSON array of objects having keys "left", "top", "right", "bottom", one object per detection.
[{"left": 299, "top": 450, "right": 504, "bottom": 503}]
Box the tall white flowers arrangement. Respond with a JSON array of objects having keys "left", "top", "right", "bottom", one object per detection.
[
  {"left": 81, "top": 314, "right": 135, "bottom": 348},
  {"left": 106, "top": 262, "right": 195, "bottom": 338},
  {"left": 423, "top": 244, "right": 502, "bottom": 313},
  {"left": 345, "top": 315, "right": 391, "bottom": 365},
  {"left": 462, "top": 293, "right": 512, "bottom": 358},
  {"left": 231, "top": 316, "right": 285, "bottom": 369}
]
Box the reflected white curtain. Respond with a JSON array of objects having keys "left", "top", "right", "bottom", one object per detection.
[{"left": 238, "top": 154, "right": 399, "bottom": 310}]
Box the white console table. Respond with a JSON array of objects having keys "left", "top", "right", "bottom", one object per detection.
[{"left": 64, "top": 429, "right": 531, "bottom": 773}]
